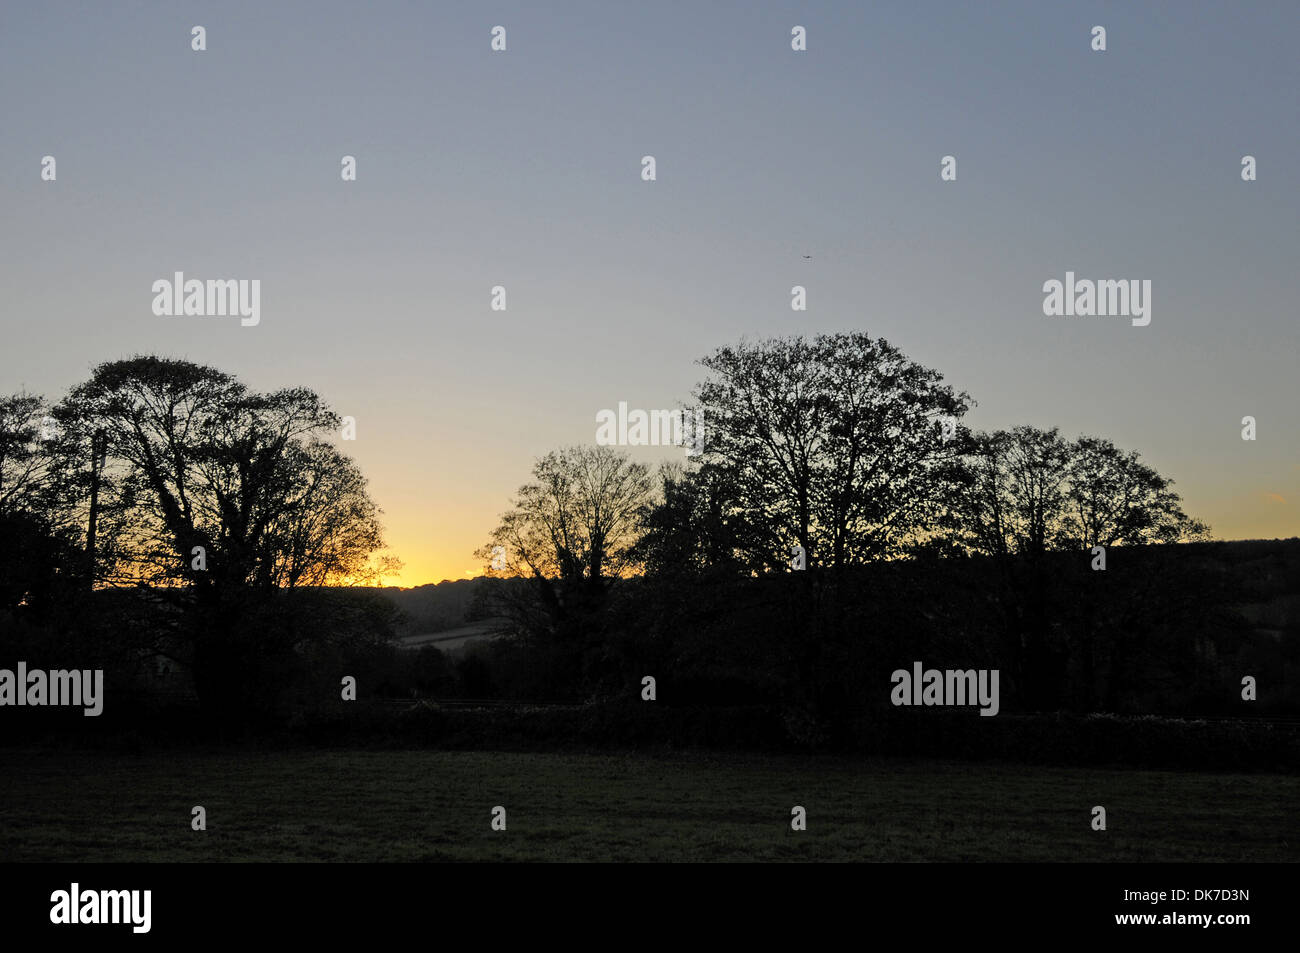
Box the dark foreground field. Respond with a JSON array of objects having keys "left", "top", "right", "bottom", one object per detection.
[{"left": 0, "top": 748, "right": 1294, "bottom": 862}]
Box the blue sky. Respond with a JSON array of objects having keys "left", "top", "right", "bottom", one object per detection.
[{"left": 3, "top": 1, "right": 1297, "bottom": 581}]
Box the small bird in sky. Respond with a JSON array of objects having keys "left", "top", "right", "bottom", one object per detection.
[{"left": 802, "top": 255, "right": 812, "bottom": 260}]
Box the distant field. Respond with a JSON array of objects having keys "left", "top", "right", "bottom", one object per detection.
[
  {"left": 398, "top": 620, "right": 503, "bottom": 652},
  {"left": 0, "top": 748, "right": 1293, "bottom": 862}
]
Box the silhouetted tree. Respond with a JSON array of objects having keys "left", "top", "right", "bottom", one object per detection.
[
  {"left": 0, "top": 393, "right": 50, "bottom": 516},
  {"left": 47, "top": 356, "right": 397, "bottom": 717},
  {"left": 689, "top": 333, "right": 973, "bottom": 570},
  {"left": 633, "top": 462, "right": 749, "bottom": 578},
  {"left": 952, "top": 427, "right": 1208, "bottom": 557},
  {"left": 948, "top": 426, "right": 1210, "bottom": 709},
  {"left": 0, "top": 393, "right": 88, "bottom": 615},
  {"left": 476, "top": 445, "right": 653, "bottom": 696},
  {"left": 1061, "top": 436, "right": 1210, "bottom": 550},
  {"left": 478, "top": 445, "right": 652, "bottom": 590},
  {"left": 53, "top": 357, "right": 394, "bottom": 590}
]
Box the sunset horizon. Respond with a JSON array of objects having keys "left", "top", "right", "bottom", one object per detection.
[
  {"left": 3, "top": 0, "right": 1295, "bottom": 910},
  {"left": 8, "top": 3, "right": 1295, "bottom": 587}
]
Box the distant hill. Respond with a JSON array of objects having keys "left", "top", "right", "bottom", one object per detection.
[
  {"left": 362, "top": 576, "right": 530, "bottom": 636},
  {"left": 360, "top": 539, "right": 1300, "bottom": 638}
]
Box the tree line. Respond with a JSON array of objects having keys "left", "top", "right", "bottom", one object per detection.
[
  {"left": 482, "top": 333, "right": 1204, "bottom": 586},
  {"left": 472, "top": 332, "right": 1213, "bottom": 715},
  {"left": 3, "top": 335, "right": 1217, "bottom": 726},
  {"left": 1, "top": 356, "right": 398, "bottom": 721}
]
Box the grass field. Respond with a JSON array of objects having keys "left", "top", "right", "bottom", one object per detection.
[{"left": 0, "top": 747, "right": 1294, "bottom": 862}]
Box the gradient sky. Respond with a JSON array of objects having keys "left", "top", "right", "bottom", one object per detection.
[{"left": 3, "top": 1, "right": 1297, "bottom": 585}]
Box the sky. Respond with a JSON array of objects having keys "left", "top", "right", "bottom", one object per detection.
[{"left": 2, "top": 1, "right": 1297, "bottom": 585}]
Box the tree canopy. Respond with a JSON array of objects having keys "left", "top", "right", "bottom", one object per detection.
[
  {"left": 685, "top": 332, "right": 973, "bottom": 570},
  {"left": 50, "top": 356, "right": 394, "bottom": 590}
]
